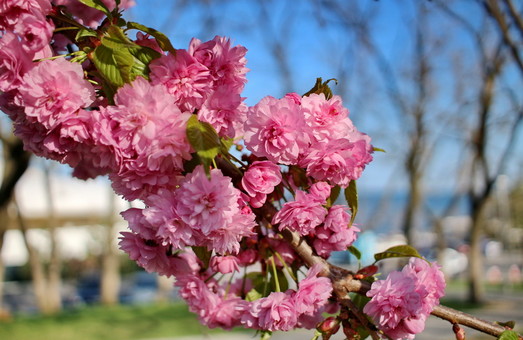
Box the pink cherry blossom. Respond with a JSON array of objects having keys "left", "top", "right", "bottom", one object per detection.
[
  {"left": 112, "top": 77, "right": 191, "bottom": 159},
  {"left": 177, "top": 274, "right": 247, "bottom": 330},
  {"left": 121, "top": 208, "right": 157, "bottom": 240},
  {"left": 0, "top": 32, "right": 35, "bottom": 92},
  {"left": 103, "top": 77, "right": 192, "bottom": 199},
  {"left": 189, "top": 35, "right": 248, "bottom": 94},
  {"left": 45, "top": 109, "right": 118, "bottom": 178},
  {"left": 205, "top": 199, "right": 256, "bottom": 255},
  {"left": 300, "top": 136, "right": 373, "bottom": 188},
  {"left": 364, "top": 270, "right": 426, "bottom": 340},
  {"left": 170, "top": 250, "right": 202, "bottom": 277},
  {"left": 118, "top": 232, "right": 177, "bottom": 277},
  {"left": 177, "top": 275, "right": 218, "bottom": 318},
  {"left": 197, "top": 85, "right": 247, "bottom": 138},
  {"left": 150, "top": 50, "right": 212, "bottom": 112},
  {"left": 14, "top": 12, "right": 54, "bottom": 53},
  {"left": 242, "top": 291, "right": 298, "bottom": 331},
  {"left": 203, "top": 296, "right": 248, "bottom": 329},
  {"left": 313, "top": 205, "right": 360, "bottom": 258},
  {"left": 308, "top": 181, "right": 331, "bottom": 202},
  {"left": 210, "top": 255, "right": 240, "bottom": 274},
  {"left": 0, "top": 0, "right": 51, "bottom": 30},
  {"left": 122, "top": 190, "right": 198, "bottom": 251},
  {"left": 301, "top": 93, "right": 353, "bottom": 142},
  {"left": 284, "top": 92, "right": 302, "bottom": 105},
  {"left": 244, "top": 95, "right": 310, "bottom": 165},
  {"left": 16, "top": 58, "right": 96, "bottom": 130},
  {"left": 143, "top": 189, "right": 198, "bottom": 250},
  {"left": 237, "top": 248, "right": 258, "bottom": 266},
  {"left": 272, "top": 190, "right": 327, "bottom": 235},
  {"left": 242, "top": 160, "right": 282, "bottom": 208},
  {"left": 402, "top": 257, "right": 446, "bottom": 314},
  {"left": 364, "top": 258, "right": 446, "bottom": 339},
  {"left": 174, "top": 166, "right": 255, "bottom": 254},
  {"left": 176, "top": 166, "right": 241, "bottom": 235},
  {"left": 294, "top": 264, "right": 332, "bottom": 317}
]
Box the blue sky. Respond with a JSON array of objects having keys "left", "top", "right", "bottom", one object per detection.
[
  {"left": 4, "top": 0, "right": 505, "bottom": 198},
  {"left": 122, "top": 1, "right": 523, "bottom": 195}
]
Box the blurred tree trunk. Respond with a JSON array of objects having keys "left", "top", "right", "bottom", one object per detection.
[
  {"left": 465, "top": 46, "right": 502, "bottom": 302},
  {"left": 0, "top": 136, "right": 31, "bottom": 316},
  {"left": 17, "top": 204, "right": 49, "bottom": 313},
  {"left": 100, "top": 187, "right": 120, "bottom": 305},
  {"left": 14, "top": 163, "right": 63, "bottom": 315},
  {"left": 43, "top": 164, "right": 62, "bottom": 313},
  {"left": 401, "top": 6, "right": 430, "bottom": 246}
]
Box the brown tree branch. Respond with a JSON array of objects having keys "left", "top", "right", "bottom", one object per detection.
[{"left": 276, "top": 206, "right": 516, "bottom": 338}]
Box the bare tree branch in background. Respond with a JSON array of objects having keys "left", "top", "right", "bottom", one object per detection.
[
  {"left": 484, "top": 0, "right": 523, "bottom": 76},
  {"left": 319, "top": 0, "right": 441, "bottom": 248}
]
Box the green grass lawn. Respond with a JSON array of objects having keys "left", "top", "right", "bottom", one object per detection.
[{"left": 0, "top": 302, "right": 232, "bottom": 340}]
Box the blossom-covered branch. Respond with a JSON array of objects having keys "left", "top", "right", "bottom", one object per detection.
[{"left": 0, "top": 1, "right": 521, "bottom": 339}]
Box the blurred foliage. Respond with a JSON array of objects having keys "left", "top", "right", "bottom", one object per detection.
[{"left": 510, "top": 179, "right": 523, "bottom": 230}]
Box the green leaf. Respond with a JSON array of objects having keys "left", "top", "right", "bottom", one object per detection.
[
  {"left": 498, "top": 330, "right": 520, "bottom": 340},
  {"left": 103, "top": 25, "right": 135, "bottom": 49},
  {"left": 127, "top": 21, "right": 176, "bottom": 54},
  {"left": 128, "top": 45, "right": 162, "bottom": 66},
  {"left": 373, "top": 147, "right": 386, "bottom": 153},
  {"left": 92, "top": 44, "right": 123, "bottom": 93},
  {"left": 245, "top": 288, "right": 263, "bottom": 302},
  {"left": 327, "top": 185, "right": 341, "bottom": 207},
  {"left": 75, "top": 28, "right": 97, "bottom": 41},
  {"left": 186, "top": 115, "right": 221, "bottom": 176},
  {"left": 111, "top": 47, "right": 135, "bottom": 84},
  {"left": 191, "top": 246, "right": 212, "bottom": 270},
  {"left": 186, "top": 115, "right": 221, "bottom": 158},
  {"left": 374, "top": 245, "right": 423, "bottom": 262},
  {"left": 91, "top": 25, "right": 160, "bottom": 99},
  {"left": 78, "top": 0, "right": 112, "bottom": 17},
  {"left": 303, "top": 77, "right": 338, "bottom": 99},
  {"left": 344, "top": 180, "right": 358, "bottom": 225},
  {"left": 106, "top": 26, "right": 161, "bottom": 79},
  {"left": 347, "top": 245, "right": 361, "bottom": 260}
]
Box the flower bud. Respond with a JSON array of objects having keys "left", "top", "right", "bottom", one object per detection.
[
  {"left": 453, "top": 323, "right": 466, "bottom": 340},
  {"left": 317, "top": 316, "right": 340, "bottom": 335}
]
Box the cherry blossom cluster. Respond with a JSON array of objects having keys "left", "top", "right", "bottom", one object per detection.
[
  {"left": 364, "top": 258, "right": 446, "bottom": 339},
  {"left": 0, "top": 2, "right": 446, "bottom": 339}
]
